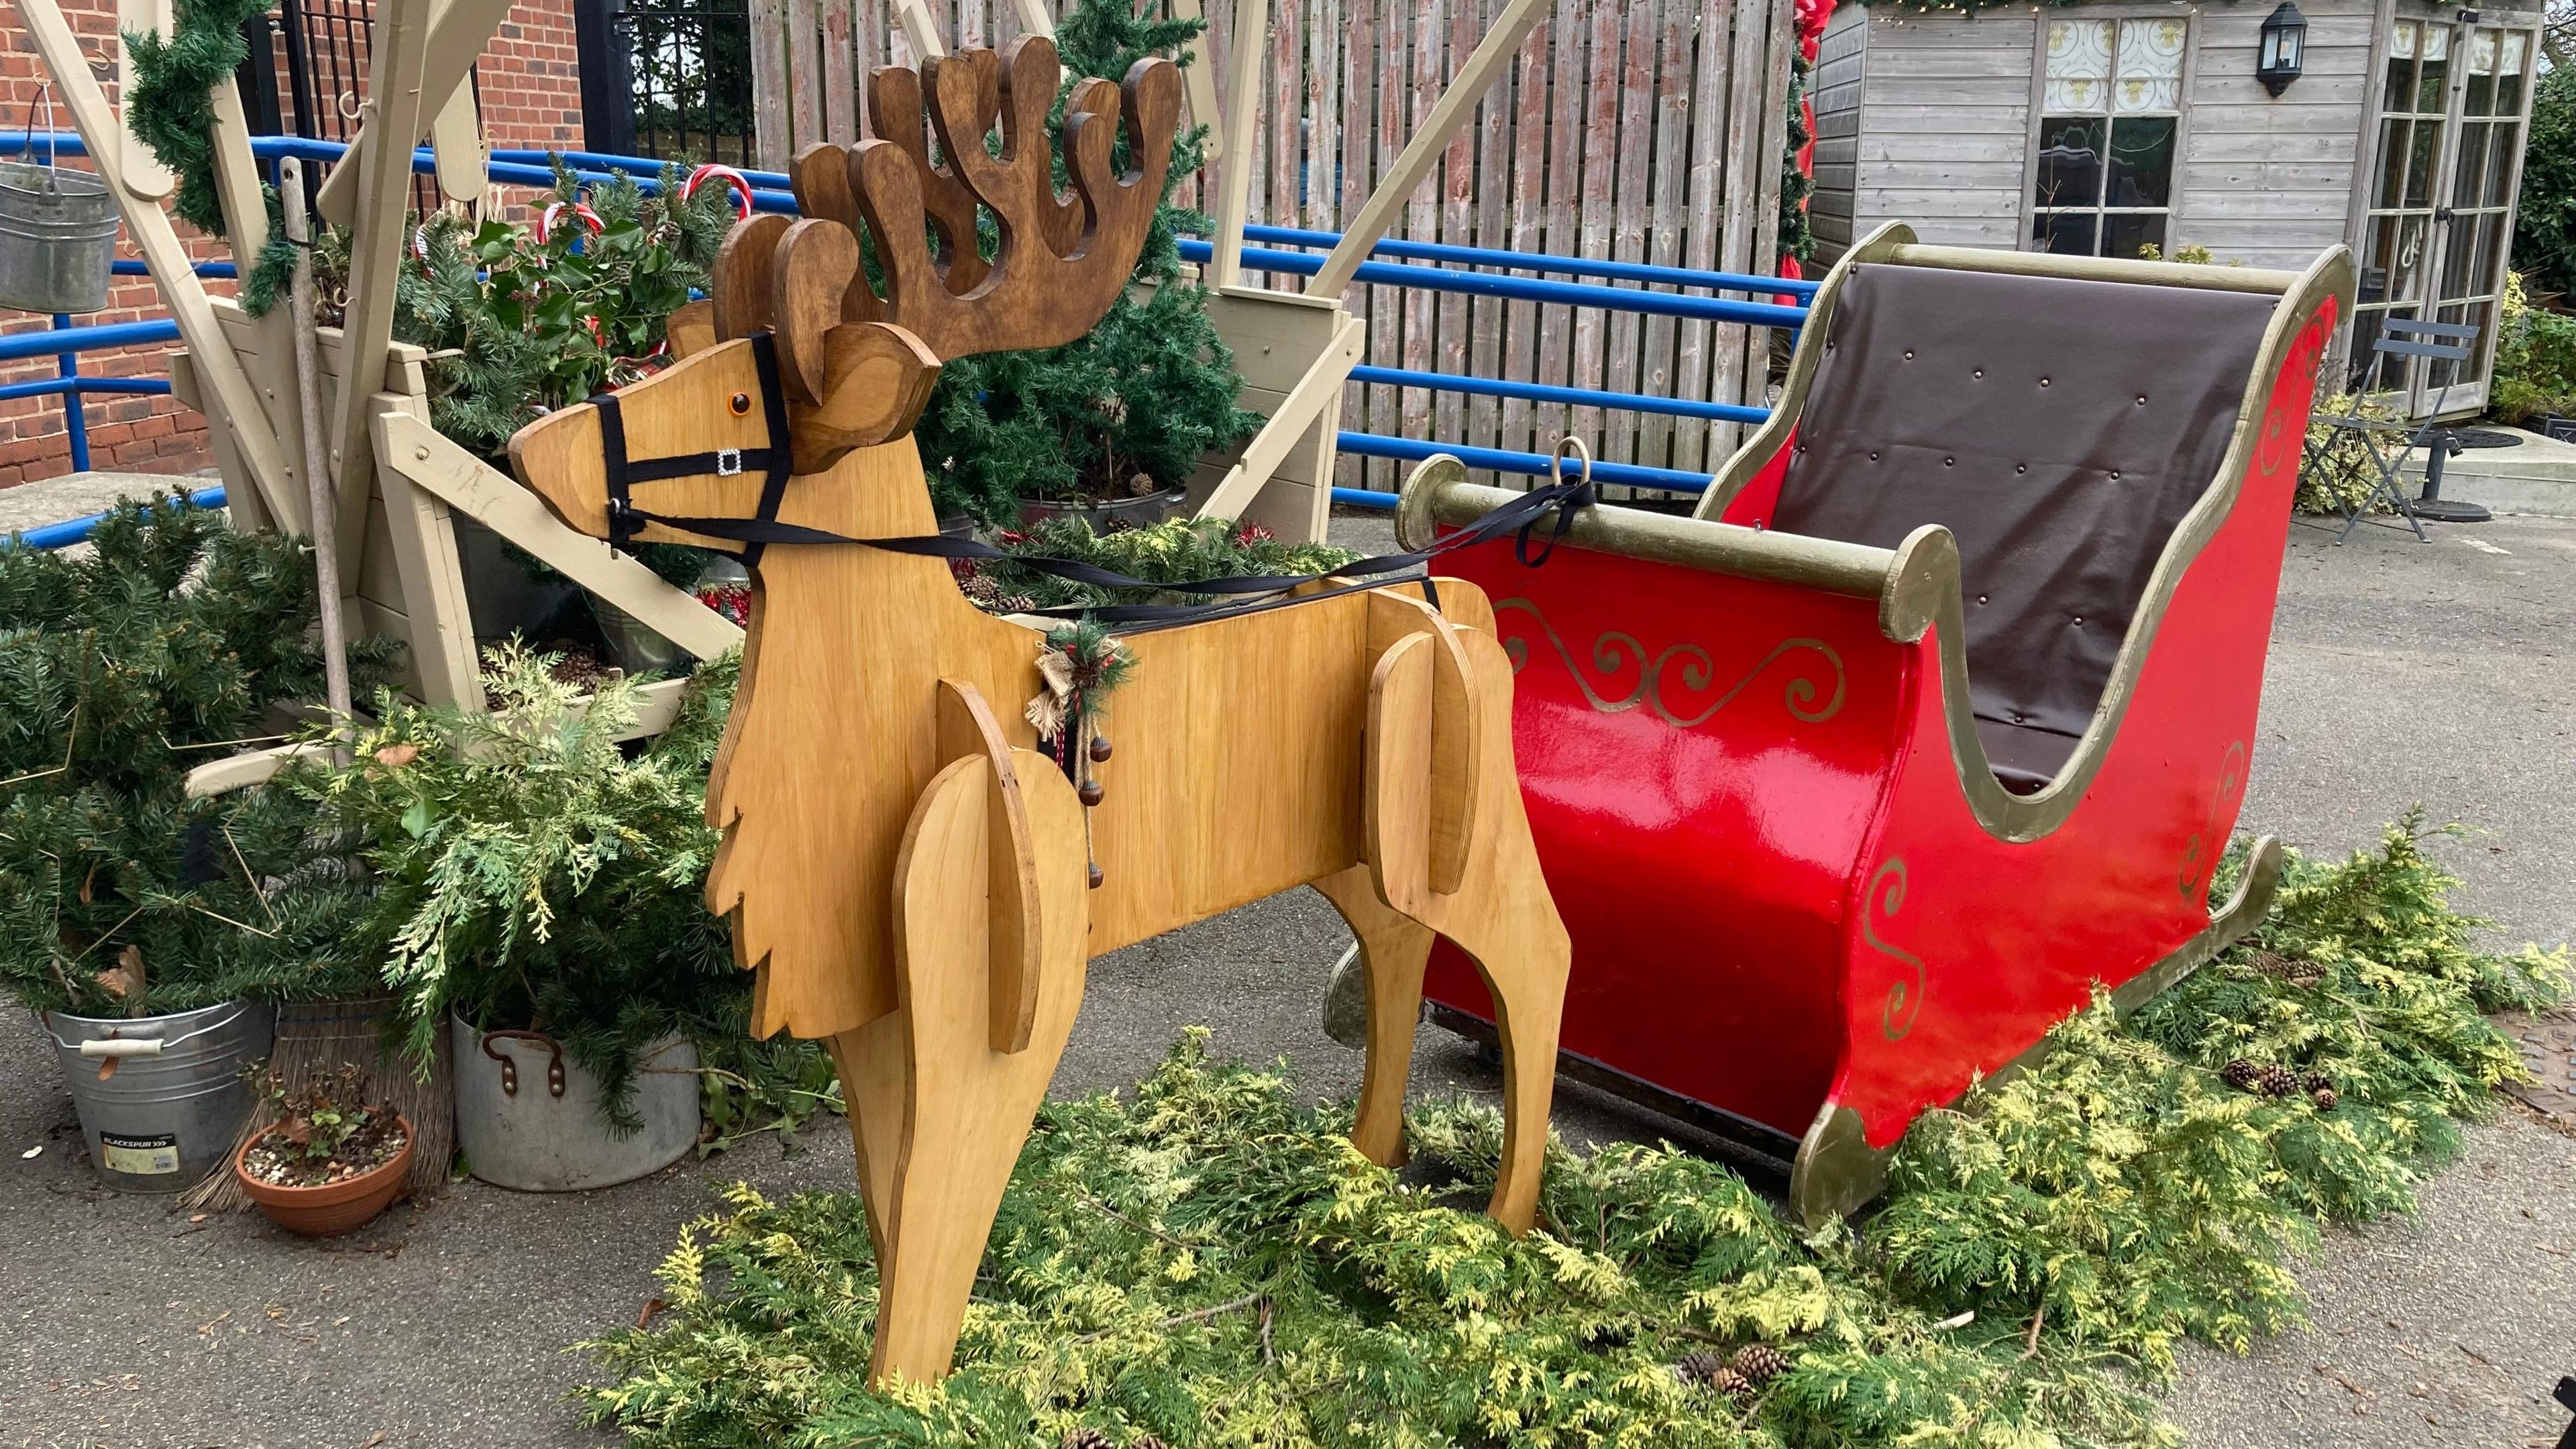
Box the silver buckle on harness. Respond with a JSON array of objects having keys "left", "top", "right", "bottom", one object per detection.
[{"left": 715, "top": 448, "right": 744, "bottom": 477}]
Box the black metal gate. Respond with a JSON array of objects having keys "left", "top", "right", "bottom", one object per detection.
[
  {"left": 574, "top": 0, "right": 755, "bottom": 166},
  {"left": 264, "top": 0, "right": 467, "bottom": 212}
]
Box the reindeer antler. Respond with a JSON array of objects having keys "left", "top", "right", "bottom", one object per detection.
[
  {"left": 694, "top": 39, "right": 1179, "bottom": 472},
  {"left": 854, "top": 38, "right": 1180, "bottom": 360}
]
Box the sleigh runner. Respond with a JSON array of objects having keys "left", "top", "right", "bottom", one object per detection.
[{"left": 1402, "top": 223, "right": 2355, "bottom": 1224}]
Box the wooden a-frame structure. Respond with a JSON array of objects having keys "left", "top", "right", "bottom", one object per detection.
[{"left": 4, "top": 0, "right": 1556, "bottom": 774}]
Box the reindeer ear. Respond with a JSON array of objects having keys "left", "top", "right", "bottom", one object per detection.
[
  {"left": 786, "top": 322, "right": 944, "bottom": 474},
  {"left": 712, "top": 212, "right": 794, "bottom": 341},
  {"left": 773, "top": 220, "right": 862, "bottom": 405},
  {"left": 665, "top": 300, "right": 716, "bottom": 360}
]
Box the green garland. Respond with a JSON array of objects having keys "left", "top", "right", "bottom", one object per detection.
[
  {"left": 578, "top": 814, "right": 2564, "bottom": 1446},
  {"left": 123, "top": 0, "right": 299, "bottom": 312},
  {"left": 1780, "top": 52, "right": 1816, "bottom": 268}
]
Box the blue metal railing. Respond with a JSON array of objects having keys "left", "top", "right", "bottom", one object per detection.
[
  {"left": 10, "top": 482, "right": 226, "bottom": 549},
  {"left": 9, "top": 131, "right": 1811, "bottom": 538}
]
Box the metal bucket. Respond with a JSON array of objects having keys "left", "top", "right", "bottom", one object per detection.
[
  {"left": 0, "top": 162, "right": 118, "bottom": 315},
  {"left": 42, "top": 1002, "right": 276, "bottom": 1192},
  {"left": 590, "top": 596, "right": 692, "bottom": 677},
  {"left": 451, "top": 1017, "right": 700, "bottom": 1191}
]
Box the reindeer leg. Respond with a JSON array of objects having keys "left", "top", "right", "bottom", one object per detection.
[
  {"left": 1360, "top": 593, "right": 1572, "bottom": 1236},
  {"left": 1313, "top": 867, "right": 1434, "bottom": 1169},
  {"left": 824, "top": 1013, "right": 910, "bottom": 1278},
  {"left": 868, "top": 687, "right": 1089, "bottom": 1387},
  {"left": 1419, "top": 832, "right": 1569, "bottom": 1235}
]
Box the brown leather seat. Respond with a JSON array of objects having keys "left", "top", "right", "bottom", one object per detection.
[{"left": 1768, "top": 264, "right": 2277, "bottom": 795}]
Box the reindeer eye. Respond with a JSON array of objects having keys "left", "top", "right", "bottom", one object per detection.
[{"left": 729, "top": 392, "right": 751, "bottom": 416}]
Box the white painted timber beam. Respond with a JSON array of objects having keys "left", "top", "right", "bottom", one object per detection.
[
  {"left": 1306, "top": 0, "right": 1551, "bottom": 300},
  {"left": 376, "top": 411, "right": 745, "bottom": 661},
  {"left": 1193, "top": 309, "right": 1363, "bottom": 522},
  {"left": 327, "top": 0, "right": 439, "bottom": 580}
]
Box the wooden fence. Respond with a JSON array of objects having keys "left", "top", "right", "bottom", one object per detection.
[{"left": 751, "top": 0, "right": 1798, "bottom": 486}]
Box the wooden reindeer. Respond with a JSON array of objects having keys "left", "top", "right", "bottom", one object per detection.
[{"left": 508, "top": 37, "right": 1570, "bottom": 1386}]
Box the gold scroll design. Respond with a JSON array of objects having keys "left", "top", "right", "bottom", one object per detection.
[
  {"left": 1493, "top": 598, "right": 1846, "bottom": 728},
  {"left": 1865, "top": 859, "right": 1925, "bottom": 1042},
  {"left": 2176, "top": 739, "right": 2248, "bottom": 902}
]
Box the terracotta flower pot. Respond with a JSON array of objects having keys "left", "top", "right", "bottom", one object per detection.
[{"left": 234, "top": 1114, "right": 415, "bottom": 1238}]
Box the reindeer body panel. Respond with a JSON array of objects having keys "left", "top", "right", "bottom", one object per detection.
[{"left": 505, "top": 37, "right": 1575, "bottom": 1387}]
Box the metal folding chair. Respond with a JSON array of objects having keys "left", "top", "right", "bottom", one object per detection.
[{"left": 2299, "top": 316, "right": 2481, "bottom": 543}]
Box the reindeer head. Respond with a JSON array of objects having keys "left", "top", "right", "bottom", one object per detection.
[{"left": 508, "top": 36, "right": 1179, "bottom": 555}]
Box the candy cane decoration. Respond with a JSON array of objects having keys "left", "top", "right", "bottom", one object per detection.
[
  {"left": 682, "top": 164, "right": 756, "bottom": 220},
  {"left": 536, "top": 200, "right": 605, "bottom": 246},
  {"left": 411, "top": 223, "right": 434, "bottom": 275}
]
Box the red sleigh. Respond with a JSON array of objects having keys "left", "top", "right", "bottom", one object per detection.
[{"left": 1398, "top": 224, "right": 2355, "bottom": 1222}]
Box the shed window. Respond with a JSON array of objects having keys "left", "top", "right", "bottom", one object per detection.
[{"left": 2032, "top": 18, "right": 2186, "bottom": 258}]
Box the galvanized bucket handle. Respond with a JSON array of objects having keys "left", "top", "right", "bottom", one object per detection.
[
  {"left": 480, "top": 1029, "right": 568, "bottom": 1099},
  {"left": 13, "top": 82, "right": 60, "bottom": 182},
  {"left": 40, "top": 1000, "right": 260, "bottom": 1058}
]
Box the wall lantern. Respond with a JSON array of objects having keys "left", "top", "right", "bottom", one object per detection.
[{"left": 2257, "top": 1, "right": 2308, "bottom": 96}]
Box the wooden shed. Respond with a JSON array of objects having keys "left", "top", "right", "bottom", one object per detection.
[{"left": 1807, "top": 0, "right": 2548, "bottom": 414}]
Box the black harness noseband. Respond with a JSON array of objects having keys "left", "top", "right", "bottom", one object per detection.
[
  {"left": 589, "top": 329, "right": 1599, "bottom": 629},
  {"left": 598, "top": 331, "right": 797, "bottom": 566}
]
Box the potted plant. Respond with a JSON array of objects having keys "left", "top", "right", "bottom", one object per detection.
[
  {"left": 272, "top": 643, "right": 745, "bottom": 1191},
  {"left": 233, "top": 1064, "right": 414, "bottom": 1236},
  {"left": 912, "top": 1, "right": 1265, "bottom": 531},
  {"left": 0, "top": 496, "right": 396, "bottom": 1192}
]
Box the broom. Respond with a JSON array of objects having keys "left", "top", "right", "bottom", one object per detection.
[{"left": 182, "top": 996, "right": 453, "bottom": 1211}]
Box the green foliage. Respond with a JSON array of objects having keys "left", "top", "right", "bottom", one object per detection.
[
  {"left": 268, "top": 643, "right": 744, "bottom": 1124},
  {"left": 0, "top": 496, "right": 396, "bottom": 1016},
  {"left": 2135, "top": 242, "right": 2214, "bottom": 266},
  {"left": 121, "top": 0, "right": 264, "bottom": 230},
  {"left": 382, "top": 166, "right": 738, "bottom": 460},
  {"left": 2491, "top": 272, "right": 2576, "bottom": 426},
  {"left": 580, "top": 816, "right": 2560, "bottom": 1446},
  {"left": 963, "top": 515, "right": 1358, "bottom": 614},
  {"left": 914, "top": 0, "right": 1264, "bottom": 525},
  {"left": 2297, "top": 390, "right": 2404, "bottom": 515},
  {"left": 2514, "top": 66, "right": 2576, "bottom": 305}
]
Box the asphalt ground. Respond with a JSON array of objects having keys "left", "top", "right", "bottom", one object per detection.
[{"left": 3, "top": 507, "right": 2571, "bottom": 1449}]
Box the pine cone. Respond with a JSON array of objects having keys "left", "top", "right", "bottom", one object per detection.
[
  {"left": 2302, "top": 1071, "right": 2334, "bottom": 1093},
  {"left": 2221, "top": 1059, "right": 2262, "bottom": 1090},
  {"left": 1061, "top": 1431, "right": 1114, "bottom": 1449},
  {"left": 1730, "top": 1342, "right": 1792, "bottom": 1386},
  {"left": 1672, "top": 1350, "right": 1723, "bottom": 1387},
  {"left": 1130, "top": 1438, "right": 1171, "bottom": 1449},
  {"left": 2255, "top": 1064, "right": 2302, "bottom": 1097},
  {"left": 2249, "top": 950, "right": 2322, "bottom": 988},
  {"left": 2310, "top": 1086, "right": 2339, "bottom": 1111},
  {"left": 1711, "top": 1365, "right": 1752, "bottom": 1396}
]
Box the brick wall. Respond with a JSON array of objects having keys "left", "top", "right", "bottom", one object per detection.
[{"left": 0, "top": 0, "right": 584, "bottom": 498}]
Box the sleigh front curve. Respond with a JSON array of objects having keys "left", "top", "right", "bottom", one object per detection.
[{"left": 1403, "top": 226, "right": 2354, "bottom": 1226}]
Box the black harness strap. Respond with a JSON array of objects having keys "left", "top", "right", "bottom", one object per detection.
[
  {"left": 591, "top": 330, "right": 1600, "bottom": 629},
  {"left": 598, "top": 331, "right": 796, "bottom": 566},
  {"left": 615, "top": 474, "right": 1594, "bottom": 627}
]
